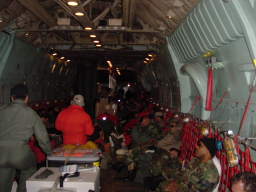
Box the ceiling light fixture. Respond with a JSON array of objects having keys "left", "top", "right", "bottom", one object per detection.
[
  {"left": 66, "top": 59, "right": 71, "bottom": 62},
  {"left": 106, "top": 60, "right": 113, "bottom": 68},
  {"left": 67, "top": 0, "right": 79, "bottom": 6},
  {"left": 148, "top": 54, "right": 153, "bottom": 57},
  {"left": 167, "top": 10, "right": 175, "bottom": 19},
  {"left": 96, "top": 44, "right": 102, "bottom": 47},
  {"left": 145, "top": 58, "right": 150, "bottom": 61},
  {"left": 75, "top": 12, "right": 84, "bottom": 16},
  {"left": 90, "top": 34, "right": 97, "bottom": 38},
  {"left": 93, "top": 40, "right": 100, "bottom": 43},
  {"left": 0, "top": 17, "right": 3, "bottom": 23},
  {"left": 60, "top": 56, "right": 65, "bottom": 59},
  {"left": 52, "top": 52, "right": 57, "bottom": 56},
  {"left": 84, "top": 27, "right": 92, "bottom": 31}
]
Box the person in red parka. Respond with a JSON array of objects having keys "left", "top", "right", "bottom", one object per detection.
[{"left": 55, "top": 94, "right": 94, "bottom": 145}]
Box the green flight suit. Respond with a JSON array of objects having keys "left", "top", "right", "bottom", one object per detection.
[
  {"left": 159, "top": 158, "right": 219, "bottom": 192},
  {"left": 0, "top": 99, "right": 52, "bottom": 192}
]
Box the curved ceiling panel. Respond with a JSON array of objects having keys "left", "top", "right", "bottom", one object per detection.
[{"left": 169, "top": 0, "right": 243, "bottom": 62}]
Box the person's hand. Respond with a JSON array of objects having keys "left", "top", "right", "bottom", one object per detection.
[{"left": 164, "top": 181, "right": 178, "bottom": 192}]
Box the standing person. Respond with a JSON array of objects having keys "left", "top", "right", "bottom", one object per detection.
[
  {"left": 0, "top": 84, "right": 52, "bottom": 192},
  {"left": 55, "top": 94, "right": 94, "bottom": 145}
]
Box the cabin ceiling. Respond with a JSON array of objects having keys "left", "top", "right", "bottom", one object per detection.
[
  {"left": 0, "top": 0, "right": 199, "bottom": 65},
  {"left": 0, "top": 0, "right": 199, "bottom": 49}
]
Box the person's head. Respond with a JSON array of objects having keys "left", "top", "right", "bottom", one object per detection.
[
  {"left": 231, "top": 172, "right": 256, "bottom": 192},
  {"left": 154, "top": 111, "right": 164, "bottom": 122},
  {"left": 10, "top": 83, "right": 29, "bottom": 103},
  {"left": 195, "top": 137, "right": 216, "bottom": 161},
  {"left": 169, "top": 122, "right": 183, "bottom": 139},
  {"left": 71, "top": 94, "right": 85, "bottom": 107},
  {"left": 140, "top": 116, "right": 152, "bottom": 127},
  {"left": 169, "top": 148, "right": 180, "bottom": 158}
]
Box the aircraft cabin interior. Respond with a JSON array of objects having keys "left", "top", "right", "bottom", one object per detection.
[{"left": 1, "top": 0, "right": 256, "bottom": 192}]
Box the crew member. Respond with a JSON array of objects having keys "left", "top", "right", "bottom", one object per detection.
[
  {"left": 162, "top": 137, "right": 219, "bottom": 192},
  {"left": 55, "top": 94, "right": 94, "bottom": 144},
  {"left": 0, "top": 84, "right": 52, "bottom": 192}
]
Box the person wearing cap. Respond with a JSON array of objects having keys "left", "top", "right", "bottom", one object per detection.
[
  {"left": 0, "top": 83, "right": 52, "bottom": 192},
  {"left": 161, "top": 137, "right": 219, "bottom": 192},
  {"left": 55, "top": 94, "right": 94, "bottom": 145}
]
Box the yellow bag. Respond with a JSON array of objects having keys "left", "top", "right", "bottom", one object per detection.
[
  {"left": 63, "top": 144, "right": 76, "bottom": 150},
  {"left": 78, "top": 141, "right": 98, "bottom": 149}
]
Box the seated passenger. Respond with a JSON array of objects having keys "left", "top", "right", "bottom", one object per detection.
[
  {"left": 161, "top": 137, "right": 219, "bottom": 192},
  {"left": 231, "top": 172, "right": 256, "bottom": 192},
  {"left": 55, "top": 94, "right": 94, "bottom": 145},
  {"left": 157, "top": 121, "right": 182, "bottom": 151},
  {"left": 145, "top": 148, "right": 181, "bottom": 191}
]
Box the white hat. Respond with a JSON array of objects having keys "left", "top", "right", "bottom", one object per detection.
[{"left": 71, "top": 94, "right": 85, "bottom": 106}]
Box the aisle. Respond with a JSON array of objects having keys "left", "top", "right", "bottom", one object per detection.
[{"left": 100, "top": 169, "right": 144, "bottom": 192}]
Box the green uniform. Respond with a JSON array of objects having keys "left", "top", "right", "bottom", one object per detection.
[
  {"left": 179, "top": 158, "right": 219, "bottom": 191},
  {"left": 0, "top": 99, "right": 52, "bottom": 192},
  {"left": 159, "top": 158, "right": 219, "bottom": 192},
  {"left": 150, "top": 149, "right": 181, "bottom": 178},
  {"left": 131, "top": 122, "right": 163, "bottom": 183}
]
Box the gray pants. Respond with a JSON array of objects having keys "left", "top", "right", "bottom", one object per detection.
[
  {"left": 0, "top": 142, "right": 37, "bottom": 192},
  {"left": 0, "top": 166, "right": 36, "bottom": 192}
]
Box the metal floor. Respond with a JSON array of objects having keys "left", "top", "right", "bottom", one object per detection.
[{"left": 100, "top": 169, "right": 144, "bottom": 192}]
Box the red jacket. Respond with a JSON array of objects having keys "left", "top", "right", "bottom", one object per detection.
[{"left": 55, "top": 105, "right": 94, "bottom": 144}]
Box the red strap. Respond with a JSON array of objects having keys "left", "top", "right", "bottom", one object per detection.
[{"left": 205, "top": 67, "right": 214, "bottom": 111}]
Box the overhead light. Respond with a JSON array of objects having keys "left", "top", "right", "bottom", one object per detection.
[
  {"left": 90, "top": 34, "right": 97, "bottom": 38},
  {"left": 60, "top": 56, "right": 65, "bottom": 59},
  {"left": 93, "top": 40, "right": 100, "bottom": 43},
  {"left": 0, "top": 17, "right": 3, "bottom": 23},
  {"left": 66, "top": 59, "right": 71, "bottom": 62},
  {"left": 51, "top": 64, "right": 56, "bottom": 73},
  {"left": 106, "top": 60, "right": 113, "bottom": 68},
  {"left": 67, "top": 0, "right": 79, "bottom": 6},
  {"left": 167, "top": 10, "right": 175, "bottom": 19},
  {"left": 144, "top": 61, "right": 148, "bottom": 64},
  {"left": 25, "top": 32, "right": 29, "bottom": 37},
  {"left": 96, "top": 44, "right": 102, "bottom": 47},
  {"left": 52, "top": 52, "right": 57, "bottom": 56},
  {"left": 75, "top": 12, "right": 84, "bottom": 16},
  {"left": 84, "top": 26, "right": 92, "bottom": 31},
  {"left": 145, "top": 58, "right": 150, "bottom": 61},
  {"left": 148, "top": 54, "right": 153, "bottom": 57}
]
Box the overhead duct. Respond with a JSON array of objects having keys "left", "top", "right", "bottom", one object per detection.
[{"left": 181, "top": 63, "right": 211, "bottom": 120}]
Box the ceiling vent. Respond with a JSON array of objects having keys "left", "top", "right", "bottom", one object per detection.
[
  {"left": 57, "top": 18, "right": 71, "bottom": 25},
  {"left": 108, "top": 18, "right": 122, "bottom": 26}
]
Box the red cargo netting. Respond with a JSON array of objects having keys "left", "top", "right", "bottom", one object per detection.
[{"left": 179, "top": 119, "right": 256, "bottom": 192}]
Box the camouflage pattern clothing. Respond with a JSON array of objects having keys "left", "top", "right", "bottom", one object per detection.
[
  {"left": 131, "top": 122, "right": 163, "bottom": 147},
  {"left": 159, "top": 158, "right": 219, "bottom": 192},
  {"left": 150, "top": 148, "right": 181, "bottom": 178},
  {"left": 130, "top": 122, "right": 163, "bottom": 183}
]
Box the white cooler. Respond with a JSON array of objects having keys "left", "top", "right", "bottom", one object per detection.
[{"left": 26, "top": 167, "right": 100, "bottom": 192}]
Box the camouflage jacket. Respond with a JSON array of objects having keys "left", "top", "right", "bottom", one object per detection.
[
  {"left": 151, "top": 149, "right": 181, "bottom": 177},
  {"left": 131, "top": 122, "right": 162, "bottom": 147},
  {"left": 178, "top": 158, "right": 219, "bottom": 192}
]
